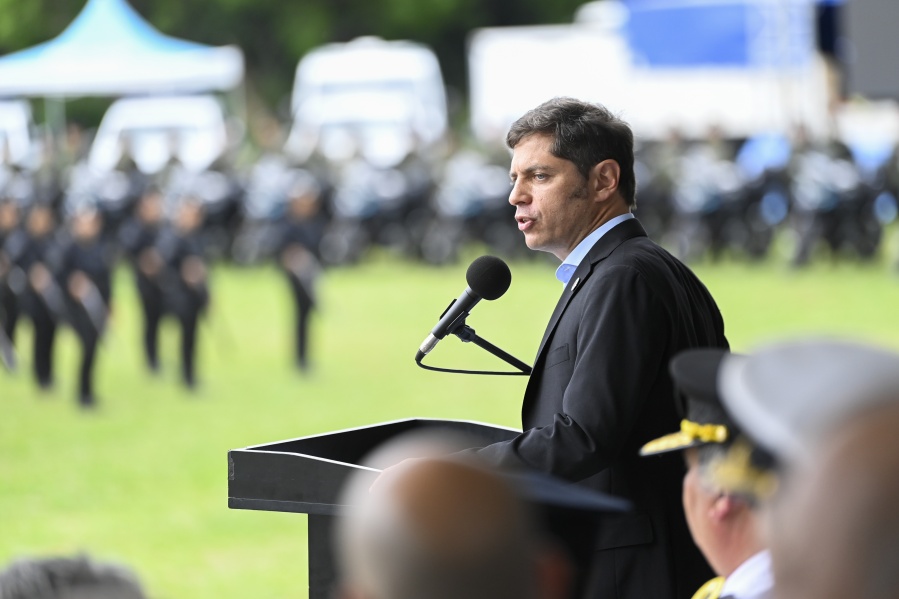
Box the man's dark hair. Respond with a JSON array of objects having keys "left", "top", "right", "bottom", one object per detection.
[{"left": 506, "top": 97, "right": 636, "bottom": 209}]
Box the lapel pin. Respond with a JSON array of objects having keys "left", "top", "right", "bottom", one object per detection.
[{"left": 571, "top": 277, "right": 580, "bottom": 291}]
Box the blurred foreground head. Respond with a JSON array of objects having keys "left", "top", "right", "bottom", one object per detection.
[
  {"left": 771, "top": 401, "right": 899, "bottom": 599},
  {"left": 715, "top": 338, "right": 899, "bottom": 599},
  {"left": 0, "top": 554, "right": 146, "bottom": 599},
  {"left": 336, "top": 435, "right": 570, "bottom": 599}
]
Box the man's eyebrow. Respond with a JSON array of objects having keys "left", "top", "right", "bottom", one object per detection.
[{"left": 509, "top": 164, "right": 554, "bottom": 179}]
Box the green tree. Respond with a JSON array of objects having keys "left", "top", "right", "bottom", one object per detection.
[{"left": 0, "top": 0, "right": 586, "bottom": 125}]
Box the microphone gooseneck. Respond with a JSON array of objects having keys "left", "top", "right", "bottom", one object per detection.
[
  {"left": 418, "top": 256, "right": 511, "bottom": 357},
  {"left": 415, "top": 255, "right": 531, "bottom": 376}
]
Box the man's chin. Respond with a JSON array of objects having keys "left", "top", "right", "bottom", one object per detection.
[
  {"left": 524, "top": 238, "right": 553, "bottom": 255},
  {"left": 522, "top": 234, "right": 541, "bottom": 251}
]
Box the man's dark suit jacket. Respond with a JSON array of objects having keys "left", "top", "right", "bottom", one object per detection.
[{"left": 476, "top": 218, "right": 727, "bottom": 599}]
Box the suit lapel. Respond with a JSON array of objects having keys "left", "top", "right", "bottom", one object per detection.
[{"left": 531, "top": 218, "right": 648, "bottom": 367}]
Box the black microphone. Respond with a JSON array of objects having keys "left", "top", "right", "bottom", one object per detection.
[{"left": 417, "top": 255, "right": 511, "bottom": 360}]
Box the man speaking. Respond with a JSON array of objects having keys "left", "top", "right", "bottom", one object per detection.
[{"left": 474, "top": 98, "right": 728, "bottom": 599}]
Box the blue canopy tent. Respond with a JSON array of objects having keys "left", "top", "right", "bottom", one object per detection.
[{"left": 0, "top": 0, "right": 243, "bottom": 97}]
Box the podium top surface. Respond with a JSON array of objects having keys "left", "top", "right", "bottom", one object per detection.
[{"left": 228, "top": 418, "right": 520, "bottom": 515}]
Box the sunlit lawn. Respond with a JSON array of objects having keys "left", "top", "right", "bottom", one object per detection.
[{"left": 2, "top": 238, "right": 899, "bottom": 599}]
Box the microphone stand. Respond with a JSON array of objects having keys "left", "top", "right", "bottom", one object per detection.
[
  {"left": 452, "top": 324, "right": 532, "bottom": 374},
  {"left": 415, "top": 320, "right": 532, "bottom": 376}
]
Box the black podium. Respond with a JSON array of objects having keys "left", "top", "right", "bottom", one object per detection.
[{"left": 228, "top": 418, "right": 519, "bottom": 599}]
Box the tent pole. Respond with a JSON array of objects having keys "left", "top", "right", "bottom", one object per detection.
[
  {"left": 225, "top": 80, "right": 250, "bottom": 165},
  {"left": 42, "top": 97, "right": 69, "bottom": 209}
]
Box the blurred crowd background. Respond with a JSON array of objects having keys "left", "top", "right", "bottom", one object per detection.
[{"left": 1, "top": 0, "right": 899, "bottom": 276}]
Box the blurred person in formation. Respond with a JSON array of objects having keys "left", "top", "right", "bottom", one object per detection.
[
  {"left": 153, "top": 132, "right": 183, "bottom": 193},
  {"left": 337, "top": 452, "right": 574, "bottom": 599},
  {"left": 276, "top": 173, "right": 325, "bottom": 372},
  {"left": 61, "top": 123, "right": 88, "bottom": 170},
  {"left": 879, "top": 143, "right": 899, "bottom": 270},
  {"left": 882, "top": 142, "right": 899, "bottom": 202},
  {"left": 670, "top": 125, "right": 743, "bottom": 262},
  {"left": 0, "top": 199, "right": 22, "bottom": 351},
  {"left": 632, "top": 127, "right": 683, "bottom": 238},
  {"left": 109, "top": 136, "right": 149, "bottom": 225},
  {"left": 0, "top": 139, "right": 30, "bottom": 206},
  {"left": 640, "top": 349, "right": 771, "bottom": 599},
  {"left": 710, "top": 339, "right": 899, "bottom": 599},
  {"left": 118, "top": 187, "right": 167, "bottom": 373},
  {"left": 1, "top": 203, "right": 63, "bottom": 390},
  {"left": 466, "top": 98, "right": 727, "bottom": 599},
  {"left": 0, "top": 554, "right": 147, "bottom": 599},
  {"left": 153, "top": 197, "right": 209, "bottom": 389},
  {"left": 786, "top": 125, "right": 858, "bottom": 266},
  {"left": 57, "top": 207, "right": 113, "bottom": 408}
]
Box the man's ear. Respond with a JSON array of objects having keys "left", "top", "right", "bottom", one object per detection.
[
  {"left": 709, "top": 493, "right": 741, "bottom": 523},
  {"left": 589, "top": 159, "right": 621, "bottom": 202}
]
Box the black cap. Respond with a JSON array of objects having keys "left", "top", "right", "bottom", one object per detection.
[{"left": 640, "top": 348, "right": 739, "bottom": 456}]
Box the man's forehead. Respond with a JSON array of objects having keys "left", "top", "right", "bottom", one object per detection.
[
  {"left": 510, "top": 134, "right": 565, "bottom": 171},
  {"left": 511, "top": 132, "right": 553, "bottom": 154}
]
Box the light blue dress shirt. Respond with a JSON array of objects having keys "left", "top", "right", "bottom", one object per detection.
[{"left": 555, "top": 213, "right": 635, "bottom": 285}]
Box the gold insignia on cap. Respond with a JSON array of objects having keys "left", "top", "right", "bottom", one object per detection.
[
  {"left": 680, "top": 419, "right": 729, "bottom": 444},
  {"left": 707, "top": 438, "right": 778, "bottom": 500},
  {"left": 639, "top": 420, "right": 729, "bottom": 456}
]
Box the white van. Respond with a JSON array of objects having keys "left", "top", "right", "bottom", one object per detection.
[
  {"left": 88, "top": 94, "right": 229, "bottom": 175},
  {"left": 284, "top": 37, "right": 448, "bottom": 166}
]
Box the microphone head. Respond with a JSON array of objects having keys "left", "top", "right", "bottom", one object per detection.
[{"left": 466, "top": 255, "right": 511, "bottom": 301}]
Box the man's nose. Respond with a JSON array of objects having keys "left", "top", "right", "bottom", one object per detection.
[{"left": 509, "top": 181, "right": 528, "bottom": 206}]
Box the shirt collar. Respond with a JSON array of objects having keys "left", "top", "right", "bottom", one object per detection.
[
  {"left": 720, "top": 550, "right": 773, "bottom": 599},
  {"left": 555, "top": 213, "right": 635, "bottom": 284}
]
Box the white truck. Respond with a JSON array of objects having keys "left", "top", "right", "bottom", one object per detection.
[
  {"left": 284, "top": 36, "right": 448, "bottom": 167},
  {"left": 468, "top": 0, "right": 831, "bottom": 144}
]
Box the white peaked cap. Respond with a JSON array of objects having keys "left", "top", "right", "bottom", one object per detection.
[{"left": 718, "top": 338, "right": 899, "bottom": 464}]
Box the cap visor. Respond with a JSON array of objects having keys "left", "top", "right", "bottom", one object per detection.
[{"left": 639, "top": 431, "right": 703, "bottom": 456}]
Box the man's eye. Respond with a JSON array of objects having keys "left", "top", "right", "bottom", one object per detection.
[{"left": 534, "top": 173, "right": 547, "bottom": 181}]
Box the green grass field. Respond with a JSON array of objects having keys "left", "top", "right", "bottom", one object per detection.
[{"left": 2, "top": 246, "right": 899, "bottom": 599}]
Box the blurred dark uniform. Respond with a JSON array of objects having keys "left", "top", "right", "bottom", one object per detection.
[
  {"left": 96, "top": 143, "right": 149, "bottom": 237},
  {"left": 0, "top": 200, "right": 22, "bottom": 349},
  {"left": 3, "top": 204, "right": 61, "bottom": 389},
  {"left": 671, "top": 127, "right": 741, "bottom": 262},
  {"left": 118, "top": 189, "right": 166, "bottom": 372},
  {"left": 879, "top": 145, "right": 899, "bottom": 270},
  {"left": 155, "top": 199, "right": 209, "bottom": 389},
  {"left": 788, "top": 129, "right": 857, "bottom": 266},
  {"left": 276, "top": 184, "right": 325, "bottom": 372},
  {"left": 635, "top": 129, "right": 683, "bottom": 239},
  {"left": 57, "top": 209, "right": 112, "bottom": 407}
]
